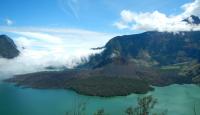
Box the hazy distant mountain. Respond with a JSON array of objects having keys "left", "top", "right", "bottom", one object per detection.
[
  {"left": 0, "top": 35, "right": 20, "bottom": 59},
  {"left": 182, "top": 15, "right": 200, "bottom": 24}
]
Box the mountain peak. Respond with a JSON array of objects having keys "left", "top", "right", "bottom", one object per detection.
[
  {"left": 182, "top": 15, "right": 200, "bottom": 24},
  {"left": 0, "top": 34, "right": 20, "bottom": 59}
]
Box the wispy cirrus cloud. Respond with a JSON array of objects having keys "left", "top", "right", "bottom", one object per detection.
[
  {"left": 0, "top": 27, "right": 118, "bottom": 50},
  {"left": 113, "top": 0, "right": 200, "bottom": 32},
  {"left": 67, "top": 0, "right": 79, "bottom": 19},
  {"left": 59, "top": 0, "right": 79, "bottom": 19},
  {"left": 11, "top": 31, "right": 62, "bottom": 44}
]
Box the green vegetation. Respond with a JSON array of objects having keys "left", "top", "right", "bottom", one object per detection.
[
  {"left": 124, "top": 95, "right": 167, "bottom": 115},
  {"left": 193, "top": 75, "right": 200, "bottom": 85},
  {"left": 66, "top": 95, "right": 167, "bottom": 115},
  {"left": 179, "top": 60, "right": 200, "bottom": 80},
  {"left": 128, "top": 50, "right": 159, "bottom": 67},
  {"left": 65, "top": 76, "right": 154, "bottom": 97},
  {"left": 81, "top": 31, "right": 200, "bottom": 69},
  {"left": 161, "top": 66, "right": 181, "bottom": 69},
  {"left": 173, "top": 62, "right": 189, "bottom": 66},
  {"left": 94, "top": 108, "right": 109, "bottom": 115},
  {"left": 136, "top": 50, "right": 151, "bottom": 62}
]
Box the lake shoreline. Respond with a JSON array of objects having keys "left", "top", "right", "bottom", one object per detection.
[{"left": 3, "top": 76, "right": 197, "bottom": 98}]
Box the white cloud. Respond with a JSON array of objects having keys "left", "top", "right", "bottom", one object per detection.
[
  {"left": 181, "top": 0, "right": 200, "bottom": 17},
  {"left": 0, "top": 47, "right": 104, "bottom": 75},
  {"left": 67, "top": 0, "right": 79, "bottom": 19},
  {"left": 13, "top": 37, "right": 36, "bottom": 50},
  {"left": 0, "top": 27, "right": 118, "bottom": 76},
  {"left": 110, "top": 53, "right": 115, "bottom": 58},
  {"left": 0, "top": 27, "right": 117, "bottom": 51},
  {"left": 188, "top": 16, "right": 194, "bottom": 23},
  {"left": 58, "top": 0, "right": 71, "bottom": 16},
  {"left": 5, "top": 19, "right": 13, "bottom": 25},
  {"left": 59, "top": 0, "right": 79, "bottom": 19},
  {"left": 114, "top": 0, "right": 200, "bottom": 32},
  {"left": 11, "top": 31, "right": 62, "bottom": 44},
  {"left": 121, "top": 10, "right": 135, "bottom": 23},
  {"left": 113, "top": 22, "right": 129, "bottom": 29}
]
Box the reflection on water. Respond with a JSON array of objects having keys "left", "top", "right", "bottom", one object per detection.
[{"left": 0, "top": 79, "right": 200, "bottom": 115}]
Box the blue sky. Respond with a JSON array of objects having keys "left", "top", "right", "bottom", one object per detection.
[
  {"left": 0, "top": 0, "right": 197, "bottom": 34},
  {"left": 0, "top": 0, "right": 200, "bottom": 74}
]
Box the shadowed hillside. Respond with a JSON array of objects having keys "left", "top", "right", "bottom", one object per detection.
[
  {"left": 82, "top": 31, "right": 200, "bottom": 69},
  {"left": 182, "top": 15, "right": 200, "bottom": 24},
  {"left": 0, "top": 35, "right": 20, "bottom": 59}
]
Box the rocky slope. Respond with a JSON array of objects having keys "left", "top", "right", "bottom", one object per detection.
[{"left": 0, "top": 35, "right": 20, "bottom": 59}]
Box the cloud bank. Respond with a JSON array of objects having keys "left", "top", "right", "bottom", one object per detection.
[
  {"left": 114, "top": 0, "right": 200, "bottom": 32},
  {"left": 0, "top": 47, "right": 103, "bottom": 75},
  {"left": 0, "top": 27, "right": 118, "bottom": 76}
]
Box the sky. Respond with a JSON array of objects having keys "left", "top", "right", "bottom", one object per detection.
[{"left": 0, "top": 0, "right": 200, "bottom": 75}]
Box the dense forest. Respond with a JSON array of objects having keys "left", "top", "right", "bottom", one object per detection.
[{"left": 65, "top": 76, "right": 154, "bottom": 97}]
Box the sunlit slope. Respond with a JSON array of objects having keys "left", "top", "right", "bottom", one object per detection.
[{"left": 83, "top": 31, "right": 200, "bottom": 69}]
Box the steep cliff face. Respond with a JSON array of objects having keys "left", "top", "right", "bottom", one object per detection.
[{"left": 0, "top": 35, "right": 20, "bottom": 59}]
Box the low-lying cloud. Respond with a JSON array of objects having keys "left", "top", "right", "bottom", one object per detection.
[
  {"left": 0, "top": 48, "right": 103, "bottom": 75},
  {"left": 114, "top": 0, "right": 200, "bottom": 32},
  {"left": 0, "top": 27, "right": 118, "bottom": 77}
]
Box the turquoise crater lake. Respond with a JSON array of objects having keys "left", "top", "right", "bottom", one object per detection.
[{"left": 1, "top": 80, "right": 200, "bottom": 115}]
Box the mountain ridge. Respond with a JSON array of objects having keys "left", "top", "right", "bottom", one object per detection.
[
  {"left": 182, "top": 15, "right": 200, "bottom": 24},
  {"left": 82, "top": 30, "right": 200, "bottom": 69}
]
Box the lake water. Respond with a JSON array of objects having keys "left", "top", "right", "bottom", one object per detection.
[{"left": 0, "top": 80, "right": 200, "bottom": 115}]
